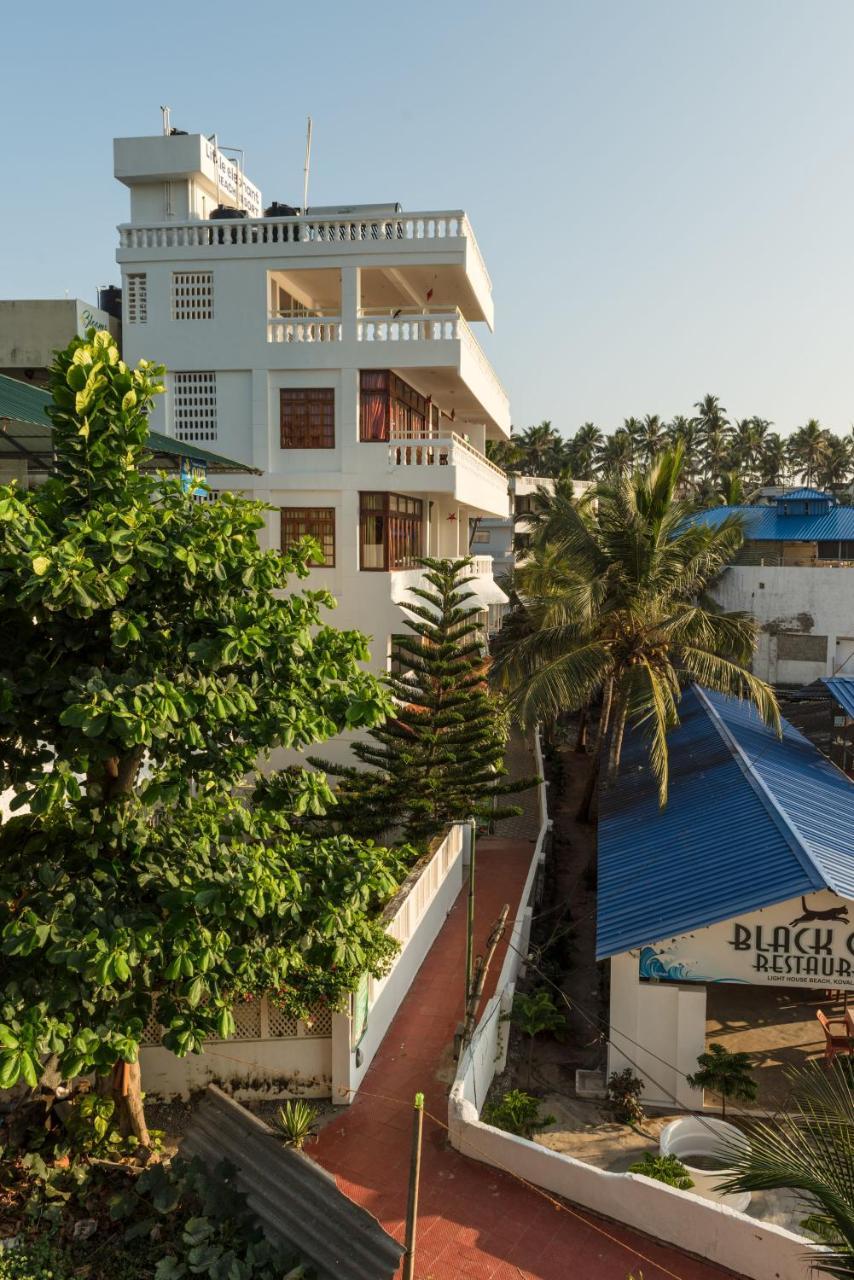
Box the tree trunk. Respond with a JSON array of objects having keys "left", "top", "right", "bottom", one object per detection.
[
  {"left": 607, "top": 695, "right": 628, "bottom": 780},
  {"left": 576, "top": 679, "right": 614, "bottom": 823},
  {"left": 111, "top": 1059, "right": 150, "bottom": 1147},
  {"left": 574, "top": 705, "right": 589, "bottom": 753}
]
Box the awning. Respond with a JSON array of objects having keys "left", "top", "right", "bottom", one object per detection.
[{"left": 0, "top": 374, "right": 259, "bottom": 475}]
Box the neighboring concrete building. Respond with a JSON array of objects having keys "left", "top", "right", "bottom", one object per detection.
[
  {"left": 113, "top": 125, "right": 511, "bottom": 692},
  {"left": 476, "top": 475, "right": 591, "bottom": 579},
  {"left": 695, "top": 488, "right": 854, "bottom": 685},
  {"left": 0, "top": 296, "right": 121, "bottom": 387}
]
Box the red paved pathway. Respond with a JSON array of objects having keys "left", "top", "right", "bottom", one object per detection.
[{"left": 312, "top": 837, "right": 740, "bottom": 1280}]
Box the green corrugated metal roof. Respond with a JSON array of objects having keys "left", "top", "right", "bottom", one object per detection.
[{"left": 0, "top": 373, "right": 257, "bottom": 474}]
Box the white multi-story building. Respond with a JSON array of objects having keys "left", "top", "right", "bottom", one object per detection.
[{"left": 114, "top": 128, "right": 510, "bottom": 696}]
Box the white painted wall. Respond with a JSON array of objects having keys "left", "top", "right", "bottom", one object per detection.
[
  {"left": 332, "top": 823, "right": 466, "bottom": 1103},
  {"left": 141, "top": 1033, "right": 332, "bottom": 1102},
  {"left": 710, "top": 564, "right": 854, "bottom": 683},
  {"left": 607, "top": 951, "right": 707, "bottom": 1110},
  {"left": 447, "top": 1092, "right": 815, "bottom": 1280}
]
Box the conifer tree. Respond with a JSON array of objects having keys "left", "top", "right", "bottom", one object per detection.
[{"left": 309, "top": 558, "right": 536, "bottom": 847}]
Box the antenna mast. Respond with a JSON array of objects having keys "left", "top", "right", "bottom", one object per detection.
[{"left": 303, "top": 116, "right": 313, "bottom": 214}]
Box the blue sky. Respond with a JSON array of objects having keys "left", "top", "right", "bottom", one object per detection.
[{"left": 4, "top": 0, "right": 854, "bottom": 437}]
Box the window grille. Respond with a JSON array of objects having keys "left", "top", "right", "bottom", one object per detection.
[
  {"left": 173, "top": 372, "right": 217, "bottom": 443},
  {"left": 172, "top": 270, "right": 213, "bottom": 320},
  {"left": 280, "top": 388, "right": 335, "bottom": 448},
  {"left": 127, "top": 273, "right": 147, "bottom": 324},
  {"left": 281, "top": 507, "right": 335, "bottom": 566}
]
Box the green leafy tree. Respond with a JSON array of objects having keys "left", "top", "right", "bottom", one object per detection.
[
  {"left": 310, "top": 558, "right": 535, "bottom": 847},
  {"left": 0, "top": 330, "right": 401, "bottom": 1144},
  {"left": 686, "top": 1042, "right": 757, "bottom": 1119},
  {"left": 720, "top": 1062, "right": 854, "bottom": 1278},
  {"left": 511, "top": 989, "right": 566, "bottom": 1086}
]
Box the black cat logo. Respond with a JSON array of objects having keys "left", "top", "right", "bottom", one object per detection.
[{"left": 789, "top": 896, "right": 850, "bottom": 927}]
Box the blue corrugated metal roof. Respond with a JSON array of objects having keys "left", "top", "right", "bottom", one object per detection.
[
  {"left": 596, "top": 686, "right": 854, "bottom": 959},
  {"left": 694, "top": 503, "right": 854, "bottom": 541},
  {"left": 783, "top": 488, "right": 833, "bottom": 501},
  {"left": 823, "top": 676, "right": 854, "bottom": 720}
]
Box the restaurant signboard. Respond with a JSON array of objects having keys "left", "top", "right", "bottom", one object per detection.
[{"left": 636, "top": 890, "right": 854, "bottom": 990}]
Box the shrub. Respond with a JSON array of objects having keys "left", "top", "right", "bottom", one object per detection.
[
  {"left": 628, "top": 1152, "right": 694, "bottom": 1190},
  {"left": 0, "top": 1238, "right": 74, "bottom": 1280},
  {"left": 483, "top": 1089, "right": 555, "bottom": 1138},
  {"left": 511, "top": 990, "right": 567, "bottom": 1086},
  {"left": 274, "top": 1099, "right": 318, "bottom": 1150},
  {"left": 607, "top": 1068, "right": 646, "bottom": 1125}
]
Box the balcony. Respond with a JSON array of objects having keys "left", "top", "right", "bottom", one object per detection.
[
  {"left": 117, "top": 210, "right": 493, "bottom": 326},
  {"left": 262, "top": 305, "right": 510, "bottom": 435},
  {"left": 358, "top": 309, "right": 509, "bottom": 435},
  {"left": 387, "top": 431, "right": 509, "bottom": 517}
]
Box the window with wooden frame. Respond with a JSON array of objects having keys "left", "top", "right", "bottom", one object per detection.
[
  {"left": 359, "top": 492, "right": 424, "bottom": 570},
  {"left": 280, "top": 388, "right": 335, "bottom": 448},
  {"left": 280, "top": 507, "right": 335, "bottom": 567},
  {"left": 359, "top": 371, "right": 435, "bottom": 442}
]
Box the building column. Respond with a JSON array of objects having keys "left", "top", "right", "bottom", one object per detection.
[
  {"left": 340, "top": 266, "right": 361, "bottom": 331},
  {"left": 250, "top": 369, "right": 270, "bottom": 473}
]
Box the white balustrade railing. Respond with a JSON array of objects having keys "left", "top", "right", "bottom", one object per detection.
[
  {"left": 388, "top": 432, "right": 508, "bottom": 489},
  {"left": 469, "top": 554, "right": 494, "bottom": 576},
  {"left": 266, "top": 316, "right": 342, "bottom": 343},
  {"left": 356, "top": 313, "right": 459, "bottom": 343},
  {"left": 357, "top": 308, "right": 508, "bottom": 420},
  {"left": 119, "top": 210, "right": 474, "bottom": 253}
]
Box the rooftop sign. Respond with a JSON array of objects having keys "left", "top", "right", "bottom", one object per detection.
[{"left": 204, "top": 141, "right": 262, "bottom": 217}]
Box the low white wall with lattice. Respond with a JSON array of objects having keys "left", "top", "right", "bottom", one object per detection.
[
  {"left": 140, "top": 998, "right": 334, "bottom": 1100},
  {"left": 140, "top": 824, "right": 466, "bottom": 1103}
]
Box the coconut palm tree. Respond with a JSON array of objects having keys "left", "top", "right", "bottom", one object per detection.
[
  {"left": 491, "top": 448, "right": 780, "bottom": 812},
  {"left": 759, "top": 433, "right": 789, "bottom": 486},
  {"left": 597, "top": 429, "right": 634, "bottom": 480},
  {"left": 788, "top": 419, "right": 830, "bottom": 486},
  {"left": 692, "top": 394, "right": 731, "bottom": 478},
  {"left": 721, "top": 1062, "right": 854, "bottom": 1278},
  {"left": 666, "top": 416, "right": 701, "bottom": 486},
  {"left": 519, "top": 421, "right": 561, "bottom": 474},
  {"left": 486, "top": 433, "right": 526, "bottom": 474},
  {"left": 568, "top": 422, "right": 605, "bottom": 480},
  {"left": 630, "top": 415, "right": 666, "bottom": 469},
  {"left": 817, "top": 434, "right": 853, "bottom": 492}
]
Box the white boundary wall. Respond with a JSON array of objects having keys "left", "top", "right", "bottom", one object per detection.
[
  {"left": 332, "top": 822, "right": 466, "bottom": 1103},
  {"left": 142, "top": 823, "right": 465, "bottom": 1102},
  {"left": 447, "top": 736, "right": 817, "bottom": 1280}
]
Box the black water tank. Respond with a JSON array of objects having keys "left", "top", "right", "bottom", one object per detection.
[
  {"left": 209, "top": 203, "right": 248, "bottom": 220},
  {"left": 264, "top": 201, "right": 299, "bottom": 218},
  {"left": 97, "top": 286, "right": 122, "bottom": 319}
]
